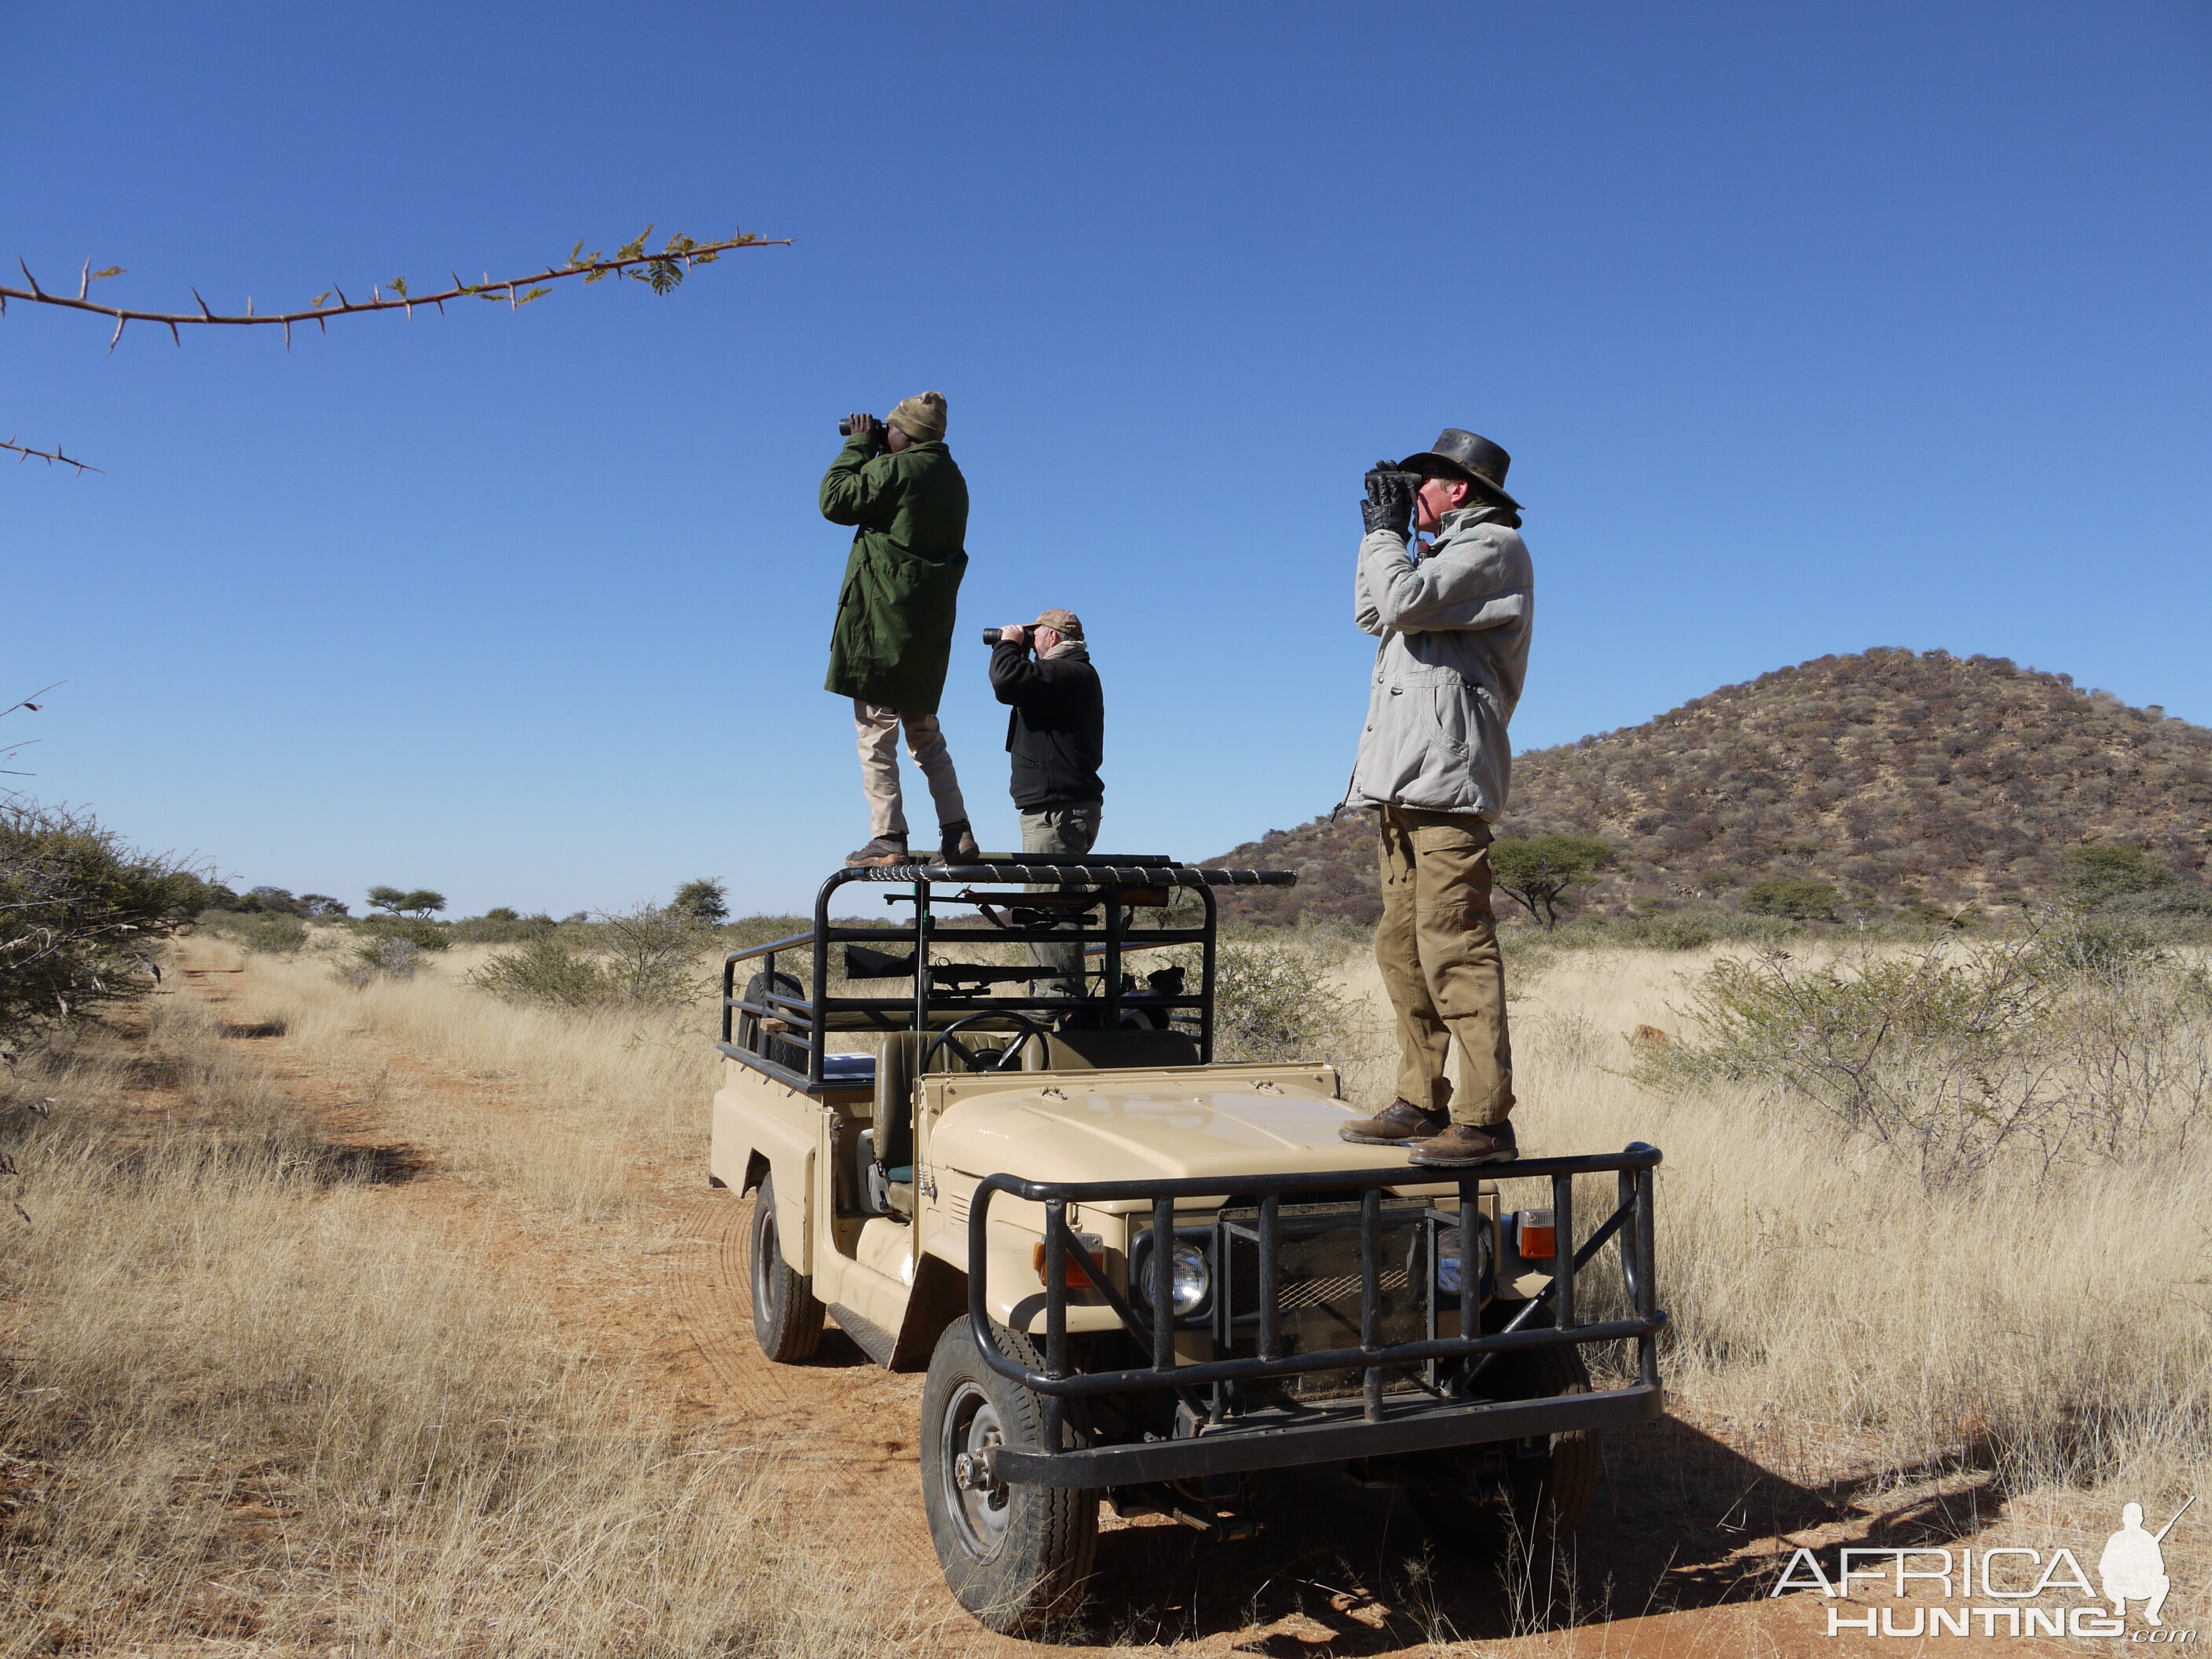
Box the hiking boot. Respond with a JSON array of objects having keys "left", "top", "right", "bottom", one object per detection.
[
  {"left": 931, "top": 820, "right": 980, "bottom": 863},
  {"left": 1338, "top": 1099, "right": 1449, "bottom": 1146},
  {"left": 1407, "top": 1120, "right": 1519, "bottom": 1167},
  {"left": 844, "top": 834, "right": 911, "bottom": 870}
]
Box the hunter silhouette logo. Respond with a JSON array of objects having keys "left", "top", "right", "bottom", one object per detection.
[
  {"left": 2103, "top": 1497, "right": 2191, "bottom": 1627},
  {"left": 1777, "top": 1494, "right": 2197, "bottom": 1639}
]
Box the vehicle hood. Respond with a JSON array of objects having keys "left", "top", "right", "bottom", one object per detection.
[{"left": 930, "top": 1079, "right": 1426, "bottom": 1191}]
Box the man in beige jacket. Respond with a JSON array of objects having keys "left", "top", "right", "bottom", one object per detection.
[{"left": 1334, "top": 430, "right": 1533, "bottom": 1166}]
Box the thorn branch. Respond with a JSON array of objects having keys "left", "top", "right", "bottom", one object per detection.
[{"left": 0, "top": 231, "right": 782, "bottom": 340}]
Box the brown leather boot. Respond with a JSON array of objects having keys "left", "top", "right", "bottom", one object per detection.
[
  {"left": 1338, "top": 1099, "right": 1449, "bottom": 1146},
  {"left": 1407, "top": 1120, "right": 1518, "bottom": 1166},
  {"left": 844, "top": 833, "right": 910, "bottom": 869}
]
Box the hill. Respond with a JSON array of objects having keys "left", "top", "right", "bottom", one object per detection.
[{"left": 1207, "top": 648, "right": 2212, "bottom": 928}]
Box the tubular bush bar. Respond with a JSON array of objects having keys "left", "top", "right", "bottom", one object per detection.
[{"left": 964, "top": 1145, "right": 1665, "bottom": 1412}]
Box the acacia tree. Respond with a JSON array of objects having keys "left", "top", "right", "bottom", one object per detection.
[
  {"left": 367, "top": 887, "right": 445, "bottom": 919},
  {"left": 3, "top": 225, "right": 784, "bottom": 471},
  {"left": 1490, "top": 833, "right": 1617, "bottom": 931}
]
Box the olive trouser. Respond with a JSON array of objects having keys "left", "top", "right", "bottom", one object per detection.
[
  {"left": 1021, "top": 801, "right": 1101, "bottom": 998},
  {"left": 853, "top": 700, "right": 969, "bottom": 840},
  {"left": 1374, "top": 805, "right": 1514, "bottom": 1126}
]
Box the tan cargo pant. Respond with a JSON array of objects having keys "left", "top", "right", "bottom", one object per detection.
[
  {"left": 1374, "top": 805, "right": 1514, "bottom": 1126},
  {"left": 854, "top": 701, "right": 969, "bottom": 840}
]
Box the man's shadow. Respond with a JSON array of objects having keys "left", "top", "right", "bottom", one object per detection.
[{"left": 1061, "top": 1413, "right": 2013, "bottom": 1651}]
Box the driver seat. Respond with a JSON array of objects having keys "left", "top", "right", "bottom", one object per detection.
[{"left": 862, "top": 1033, "right": 919, "bottom": 1215}]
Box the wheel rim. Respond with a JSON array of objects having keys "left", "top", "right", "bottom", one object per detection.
[
  {"left": 752, "top": 1197, "right": 782, "bottom": 1324},
  {"left": 939, "top": 1381, "right": 1012, "bottom": 1560}
]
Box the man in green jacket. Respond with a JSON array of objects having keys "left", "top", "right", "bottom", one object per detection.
[{"left": 819, "top": 391, "right": 980, "bottom": 868}]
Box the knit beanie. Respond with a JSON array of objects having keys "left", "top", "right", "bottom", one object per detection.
[{"left": 887, "top": 391, "right": 947, "bottom": 443}]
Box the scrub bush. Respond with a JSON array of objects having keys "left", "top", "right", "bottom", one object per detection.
[
  {"left": 1210, "top": 940, "right": 1360, "bottom": 1065},
  {"left": 468, "top": 904, "right": 710, "bottom": 1009},
  {"left": 1741, "top": 878, "right": 1840, "bottom": 921},
  {"left": 0, "top": 800, "right": 210, "bottom": 1044},
  {"left": 197, "top": 910, "right": 309, "bottom": 954},
  {"left": 447, "top": 908, "right": 558, "bottom": 944},
  {"left": 1641, "top": 920, "right": 2212, "bottom": 1183}
]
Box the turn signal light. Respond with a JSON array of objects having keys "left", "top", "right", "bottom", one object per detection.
[
  {"left": 1034, "top": 1232, "right": 1105, "bottom": 1290},
  {"left": 1515, "top": 1208, "right": 1557, "bottom": 1259}
]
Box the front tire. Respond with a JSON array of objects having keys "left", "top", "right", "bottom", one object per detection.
[
  {"left": 749, "top": 1175, "right": 823, "bottom": 1363},
  {"left": 921, "top": 1319, "right": 1099, "bottom": 1633},
  {"left": 1408, "top": 1337, "right": 1599, "bottom": 1555}
]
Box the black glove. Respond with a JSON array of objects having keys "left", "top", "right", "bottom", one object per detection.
[{"left": 1362, "top": 463, "right": 1413, "bottom": 538}]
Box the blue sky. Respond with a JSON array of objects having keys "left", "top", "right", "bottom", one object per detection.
[{"left": 7, "top": 2, "right": 2208, "bottom": 917}]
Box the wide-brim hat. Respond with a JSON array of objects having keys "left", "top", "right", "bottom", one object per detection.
[{"left": 1397, "top": 428, "right": 1520, "bottom": 511}]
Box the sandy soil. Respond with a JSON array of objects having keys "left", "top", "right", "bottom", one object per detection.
[{"left": 176, "top": 949, "right": 2101, "bottom": 1657}]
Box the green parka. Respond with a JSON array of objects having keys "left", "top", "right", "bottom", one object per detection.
[{"left": 819, "top": 436, "right": 969, "bottom": 713}]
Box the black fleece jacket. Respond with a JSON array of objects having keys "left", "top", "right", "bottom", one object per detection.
[{"left": 988, "top": 640, "right": 1104, "bottom": 808}]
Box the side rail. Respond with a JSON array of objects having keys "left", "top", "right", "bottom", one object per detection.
[
  {"left": 718, "top": 928, "right": 821, "bottom": 1094},
  {"left": 965, "top": 1145, "right": 1665, "bottom": 1459}
]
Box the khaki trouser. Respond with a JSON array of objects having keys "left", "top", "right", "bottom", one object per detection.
[
  {"left": 1021, "top": 802, "right": 1101, "bottom": 997},
  {"left": 1374, "top": 805, "right": 1514, "bottom": 1126},
  {"left": 854, "top": 701, "right": 969, "bottom": 840}
]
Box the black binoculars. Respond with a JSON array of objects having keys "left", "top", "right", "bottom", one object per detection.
[
  {"left": 837, "top": 415, "right": 877, "bottom": 437},
  {"left": 981, "top": 628, "right": 1006, "bottom": 646}
]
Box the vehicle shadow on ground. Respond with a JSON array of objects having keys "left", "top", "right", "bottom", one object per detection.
[{"left": 1060, "top": 1415, "right": 2011, "bottom": 1651}]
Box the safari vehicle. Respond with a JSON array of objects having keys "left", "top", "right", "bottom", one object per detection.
[{"left": 708, "top": 855, "right": 1667, "bottom": 1633}]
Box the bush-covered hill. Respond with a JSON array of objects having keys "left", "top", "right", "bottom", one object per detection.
[{"left": 1208, "top": 648, "right": 2212, "bottom": 928}]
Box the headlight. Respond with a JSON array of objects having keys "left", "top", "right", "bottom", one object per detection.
[
  {"left": 1167, "top": 1242, "right": 1210, "bottom": 1315},
  {"left": 1133, "top": 1237, "right": 1212, "bottom": 1317},
  {"left": 1435, "top": 1221, "right": 1492, "bottom": 1298}
]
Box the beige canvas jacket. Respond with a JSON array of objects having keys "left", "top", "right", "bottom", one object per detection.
[{"left": 1344, "top": 504, "right": 1534, "bottom": 819}]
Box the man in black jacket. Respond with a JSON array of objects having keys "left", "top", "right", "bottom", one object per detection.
[{"left": 989, "top": 608, "right": 1104, "bottom": 995}]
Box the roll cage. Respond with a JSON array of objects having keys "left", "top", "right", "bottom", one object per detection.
[{"left": 717, "top": 857, "right": 1298, "bottom": 1093}]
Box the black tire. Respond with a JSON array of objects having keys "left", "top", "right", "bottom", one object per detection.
[
  {"left": 1408, "top": 1338, "right": 1599, "bottom": 1555},
  {"left": 920, "top": 1319, "right": 1099, "bottom": 1634},
  {"left": 749, "top": 1176, "right": 823, "bottom": 1363}
]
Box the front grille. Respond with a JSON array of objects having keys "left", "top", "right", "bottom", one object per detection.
[{"left": 1218, "top": 1199, "right": 1434, "bottom": 1402}]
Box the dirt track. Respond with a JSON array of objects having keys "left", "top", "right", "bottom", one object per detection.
[{"left": 181, "top": 950, "right": 2086, "bottom": 1657}]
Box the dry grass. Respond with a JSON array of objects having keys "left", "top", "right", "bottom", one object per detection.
[
  {"left": 0, "top": 981, "right": 909, "bottom": 1656},
  {"left": 13, "top": 917, "right": 2203, "bottom": 1648},
  {"left": 1494, "top": 943, "right": 2211, "bottom": 1589}
]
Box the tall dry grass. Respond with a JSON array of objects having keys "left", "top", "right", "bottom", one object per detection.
[
  {"left": 137, "top": 921, "right": 2210, "bottom": 1625},
  {"left": 0, "top": 984, "right": 910, "bottom": 1656},
  {"left": 1491, "top": 941, "right": 2210, "bottom": 1573}
]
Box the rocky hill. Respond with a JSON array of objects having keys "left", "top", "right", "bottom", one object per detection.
[{"left": 1209, "top": 648, "right": 2212, "bottom": 928}]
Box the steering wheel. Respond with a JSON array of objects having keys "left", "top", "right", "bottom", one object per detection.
[{"left": 921, "top": 1010, "right": 1054, "bottom": 1076}]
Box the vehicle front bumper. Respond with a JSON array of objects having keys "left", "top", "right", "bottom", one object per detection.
[{"left": 985, "top": 1378, "right": 1664, "bottom": 1487}]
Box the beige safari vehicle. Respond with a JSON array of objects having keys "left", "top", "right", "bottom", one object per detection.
[{"left": 709, "top": 855, "right": 1666, "bottom": 1633}]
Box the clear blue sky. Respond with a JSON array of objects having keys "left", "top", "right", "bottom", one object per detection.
[{"left": 8, "top": 2, "right": 2208, "bottom": 917}]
